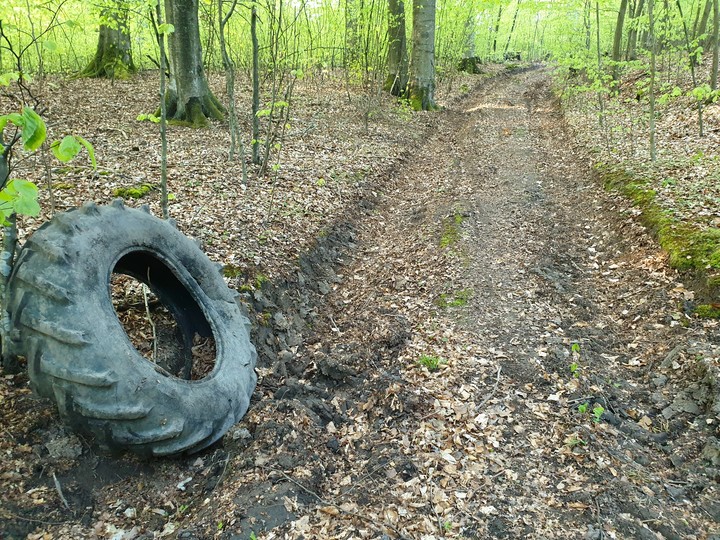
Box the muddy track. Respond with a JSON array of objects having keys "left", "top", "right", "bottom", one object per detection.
[
  {"left": 2, "top": 67, "right": 718, "bottom": 540},
  {"left": 265, "top": 67, "right": 720, "bottom": 538}
]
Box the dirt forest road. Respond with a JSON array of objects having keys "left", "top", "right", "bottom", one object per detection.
[
  {"left": 2, "top": 67, "right": 719, "bottom": 540},
  {"left": 289, "top": 67, "right": 720, "bottom": 539}
]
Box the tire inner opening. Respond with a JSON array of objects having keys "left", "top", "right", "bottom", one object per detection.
[{"left": 110, "top": 250, "right": 216, "bottom": 380}]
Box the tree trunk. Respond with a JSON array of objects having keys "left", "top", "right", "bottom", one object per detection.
[
  {"left": 648, "top": 0, "right": 657, "bottom": 161},
  {"left": 345, "top": 0, "right": 359, "bottom": 68},
  {"left": 612, "top": 0, "right": 629, "bottom": 79},
  {"left": 251, "top": 2, "right": 261, "bottom": 164},
  {"left": 408, "top": 0, "right": 438, "bottom": 111},
  {"left": 384, "top": 0, "right": 409, "bottom": 95},
  {"left": 163, "top": 0, "right": 225, "bottom": 127},
  {"left": 626, "top": 0, "right": 645, "bottom": 60},
  {"left": 712, "top": 0, "right": 719, "bottom": 89},
  {"left": 503, "top": 0, "right": 521, "bottom": 55},
  {"left": 584, "top": 0, "right": 592, "bottom": 50},
  {"left": 492, "top": 6, "right": 503, "bottom": 55},
  {"left": 696, "top": 0, "right": 713, "bottom": 39},
  {"left": 79, "top": 5, "right": 136, "bottom": 79}
]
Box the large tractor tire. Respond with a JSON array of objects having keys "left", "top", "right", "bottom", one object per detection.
[{"left": 5, "top": 200, "right": 257, "bottom": 456}]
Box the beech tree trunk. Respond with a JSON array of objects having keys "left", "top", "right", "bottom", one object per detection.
[
  {"left": 163, "top": 0, "right": 224, "bottom": 127},
  {"left": 711, "top": 0, "right": 718, "bottom": 89},
  {"left": 492, "top": 6, "right": 503, "bottom": 54},
  {"left": 79, "top": 5, "right": 135, "bottom": 79},
  {"left": 409, "top": 0, "right": 438, "bottom": 110},
  {"left": 612, "top": 0, "right": 629, "bottom": 79},
  {"left": 503, "top": 0, "right": 521, "bottom": 55},
  {"left": 384, "top": 0, "right": 408, "bottom": 96},
  {"left": 626, "top": 0, "right": 645, "bottom": 60},
  {"left": 695, "top": 0, "right": 713, "bottom": 40}
]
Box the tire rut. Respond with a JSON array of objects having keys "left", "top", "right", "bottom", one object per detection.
[{"left": 302, "top": 67, "right": 719, "bottom": 539}]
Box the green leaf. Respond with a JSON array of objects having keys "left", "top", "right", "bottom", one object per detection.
[
  {"left": 0, "top": 72, "right": 20, "bottom": 87},
  {"left": 75, "top": 136, "right": 96, "bottom": 169},
  {"left": 1, "top": 179, "right": 40, "bottom": 217},
  {"left": 12, "top": 179, "right": 38, "bottom": 198},
  {"left": 51, "top": 135, "right": 82, "bottom": 162},
  {"left": 43, "top": 40, "right": 58, "bottom": 52},
  {"left": 20, "top": 107, "right": 46, "bottom": 151},
  {"left": 14, "top": 195, "right": 40, "bottom": 216},
  {"left": 158, "top": 23, "right": 175, "bottom": 35}
]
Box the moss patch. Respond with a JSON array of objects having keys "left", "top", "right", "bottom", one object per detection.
[
  {"left": 113, "top": 182, "right": 158, "bottom": 200},
  {"left": 436, "top": 289, "right": 472, "bottom": 308},
  {"left": 597, "top": 164, "right": 720, "bottom": 272},
  {"left": 440, "top": 213, "right": 464, "bottom": 248},
  {"left": 694, "top": 304, "right": 720, "bottom": 318},
  {"left": 222, "top": 264, "right": 244, "bottom": 278}
]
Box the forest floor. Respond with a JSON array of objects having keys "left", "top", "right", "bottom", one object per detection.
[{"left": 1, "top": 65, "right": 719, "bottom": 540}]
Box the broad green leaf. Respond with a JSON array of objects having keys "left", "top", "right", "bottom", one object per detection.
[
  {"left": 14, "top": 195, "right": 40, "bottom": 216},
  {"left": 51, "top": 135, "right": 82, "bottom": 162},
  {"left": 0, "top": 179, "right": 40, "bottom": 218},
  {"left": 0, "top": 72, "right": 19, "bottom": 87},
  {"left": 43, "top": 40, "right": 58, "bottom": 52},
  {"left": 12, "top": 179, "right": 38, "bottom": 198},
  {"left": 75, "top": 136, "right": 96, "bottom": 169},
  {"left": 20, "top": 108, "right": 46, "bottom": 151},
  {"left": 158, "top": 23, "right": 175, "bottom": 35}
]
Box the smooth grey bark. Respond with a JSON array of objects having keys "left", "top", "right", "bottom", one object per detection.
[
  {"left": 649, "top": 0, "right": 657, "bottom": 161},
  {"left": 79, "top": 5, "right": 135, "bottom": 79},
  {"left": 251, "top": 2, "right": 260, "bottom": 164},
  {"left": 612, "top": 0, "right": 629, "bottom": 79},
  {"left": 503, "top": 0, "right": 521, "bottom": 55},
  {"left": 626, "top": 0, "right": 645, "bottom": 60},
  {"left": 695, "top": 0, "right": 713, "bottom": 40},
  {"left": 163, "top": 0, "right": 224, "bottom": 127},
  {"left": 384, "top": 0, "right": 409, "bottom": 96},
  {"left": 492, "top": 5, "right": 503, "bottom": 54},
  {"left": 712, "top": 0, "right": 719, "bottom": 89},
  {"left": 409, "top": 0, "right": 437, "bottom": 110},
  {"left": 218, "top": 0, "right": 248, "bottom": 182}
]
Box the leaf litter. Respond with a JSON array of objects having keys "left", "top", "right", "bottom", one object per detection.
[{"left": 0, "top": 64, "right": 718, "bottom": 539}]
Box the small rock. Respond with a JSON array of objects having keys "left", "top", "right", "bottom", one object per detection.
[
  {"left": 273, "top": 312, "right": 290, "bottom": 330},
  {"left": 672, "top": 398, "right": 701, "bottom": 415},
  {"left": 661, "top": 406, "right": 676, "bottom": 420},
  {"left": 124, "top": 507, "right": 137, "bottom": 519},
  {"left": 665, "top": 484, "right": 686, "bottom": 499},
  {"left": 318, "top": 281, "right": 331, "bottom": 295},
  {"left": 326, "top": 437, "right": 340, "bottom": 453},
  {"left": 700, "top": 437, "right": 720, "bottom": 466},
  {"left": 669, "top": 454, "right": 685, "bottom": 468},
  {"left": 278, "top": 349, "right": 294, "bottom": 363},
  {"left": 652, "top": 375, "right": 668, "bottom": 387},
  {"left": 230, "top": 427, "right": 252, "bottom": 441}
]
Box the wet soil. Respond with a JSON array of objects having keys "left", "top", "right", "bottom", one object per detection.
[{"left": 1, "top": 67, "right": 718, "bottom": 539}]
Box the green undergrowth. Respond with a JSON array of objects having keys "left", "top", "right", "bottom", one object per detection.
[{"left": 597, "top": 163, "right": 720, "bottom": 293}]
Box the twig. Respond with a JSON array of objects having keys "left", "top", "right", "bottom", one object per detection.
[
  {"left": 52, "top": 472, "right": 70, "bottom": 511},
  {"left": 0, "top": 510, "right": 71, "bottom": 526},
  {"left": 477, "top": 365, "right": 502, "bottom": 410},
  {"left": 594, "top": 497, "right": 605, "bottom": 539},
  {"left": 142, "top": 269, "right": 157, "bottom": 361}
]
